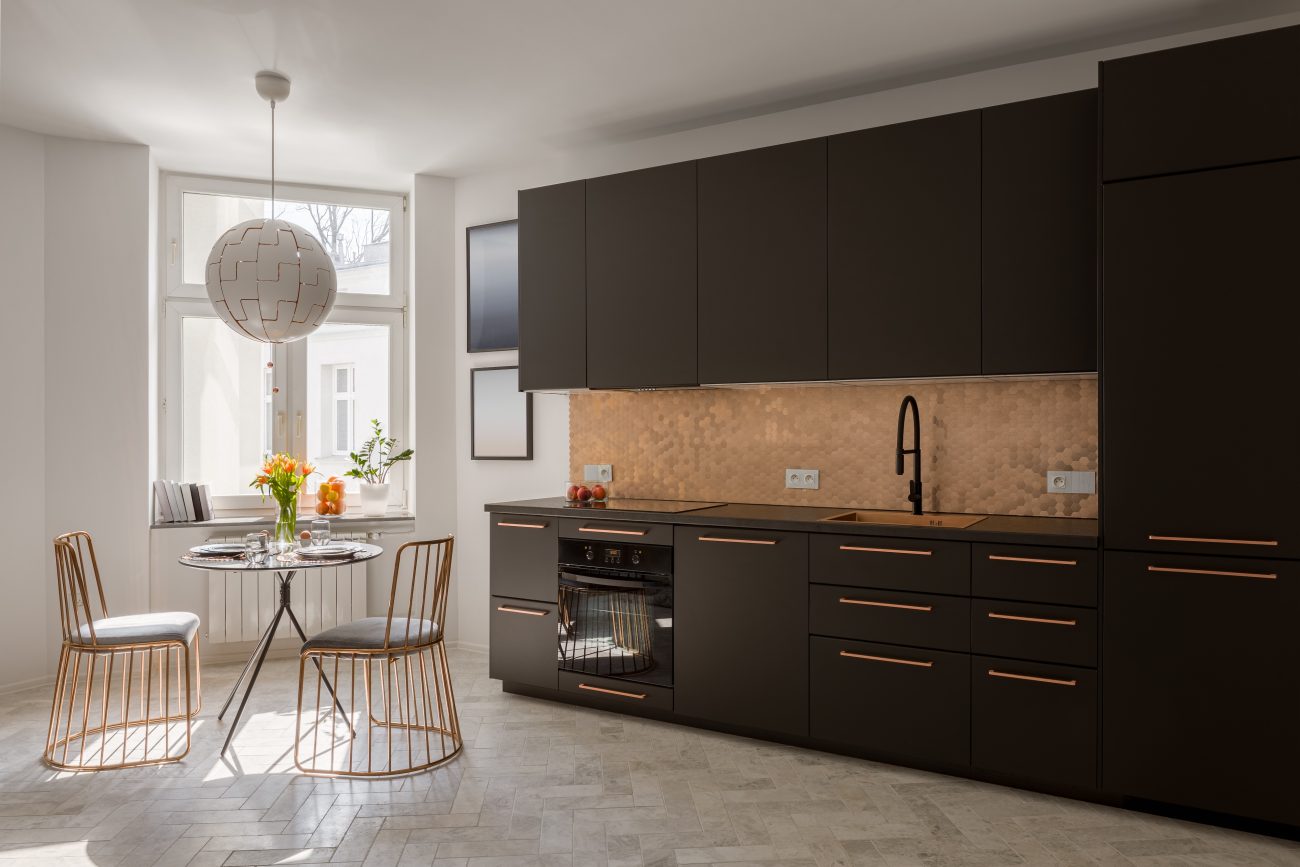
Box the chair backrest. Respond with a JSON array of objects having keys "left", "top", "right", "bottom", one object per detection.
[
  {"left": 382, "top": 536, "right": 454, "bottom": 650},
  {"left": 52, "top": 531, "right": 109, "bottom": 646}
]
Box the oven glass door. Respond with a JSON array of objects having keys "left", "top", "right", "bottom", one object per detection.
[{"left": 558, "top": 570, "right": 673, "bottom": 688}]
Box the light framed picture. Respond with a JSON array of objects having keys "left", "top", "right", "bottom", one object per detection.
[
  {"left": 466, "top": 220, "right": 519, "bottom": 353},
  {"left": 470, "top": 366, "right": 533, "bottom": 460}
]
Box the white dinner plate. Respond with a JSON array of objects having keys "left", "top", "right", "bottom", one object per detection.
[
  {"left": 188, "top": 543, "right": 246, "bottom": 556},
  {"left": 298, "top": 544, "right": 360, "bottom": 559}
]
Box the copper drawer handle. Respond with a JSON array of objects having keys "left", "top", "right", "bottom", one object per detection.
[
  {"left": 497, "top": 521, "right": 547, "bottom": 529},
  {"left": 987, "top": 554, "right": 1077, "bottom": 567},
  {"left": 1147, "top": 565, "right": 1277, "bottom": 581},
  {"left": 839, "top": 597, "right": 932, "bottom": 612},
  {"left": 698, "top": 536, "right": 777, "bottom": 545},
  {"left": 578, "top": 527, "right": 647, "bottom": 536},
  {"left": 988, "top": 669, "right": 1077, "bottom": 687},
  {"left": 496, "top": 605, "right": 548, "bottom": 617},
  {"left": 1148, "top": 534, "right": 1277, "bottom": 547},
  {"left": 577, "top": 683, "right": 646, "bottom": 700},
  {"left": 987, "top": 612, "right": 1077, "bottom": 626},
  {"left": 839, "top": 650, "right": 933, "bottom": 668},
  {"left": 839, "top": 545, "right": 931, "bottom": 556}
]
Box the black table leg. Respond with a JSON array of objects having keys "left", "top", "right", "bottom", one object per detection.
[
  {"left": 283, "top": 598, "right": 354, "bottom": 734},
  {"left": 220, "top": 602, "right": 284, "bottom": 757},
  {"left": 218, "top": 606, "right": 280, "bottom": 721}
]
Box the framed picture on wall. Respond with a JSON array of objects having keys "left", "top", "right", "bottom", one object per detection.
[
  {"left": 471, "top": 366, "right": 533, "bottom": 460},
  {"left": 466, "top": 220, "right": 519, "bottom": 352}
]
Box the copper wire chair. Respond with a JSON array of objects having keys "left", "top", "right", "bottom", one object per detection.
[
  {"left": 294, "top": 536, "right": 460, "bottom": 777},
  {"left": 46, "top": 531, "right": 202, "bottom": 771}
]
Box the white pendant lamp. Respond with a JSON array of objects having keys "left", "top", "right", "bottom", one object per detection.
[{"left": 204, "top": 71, "right": 337, "bottom": 344}]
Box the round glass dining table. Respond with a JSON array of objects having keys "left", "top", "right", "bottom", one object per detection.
[{"left": 178, "top": 543, "right": 384, "bottom": 756}]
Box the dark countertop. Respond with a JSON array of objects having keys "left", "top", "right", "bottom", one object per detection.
[{"left": 485, "top": 498, "right": 1098, "bottom": 548}]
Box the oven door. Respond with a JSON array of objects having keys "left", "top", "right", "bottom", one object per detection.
[{"left": 558, "top": 570, "right": 673, "bottom": 688}]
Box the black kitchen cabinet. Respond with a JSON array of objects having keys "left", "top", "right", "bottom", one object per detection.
[
  {"left": 674, "top": 527, "right": 808, "bottom": 737},
  {"left": 828, "top": 112, "right": 981, "bottom": 379},
  {"left": 698, "top": 139, "right": 827, "bottom": 384},
  {"left": 1102, "top": 161, "right": 1300, "bottom": 557},
  {"left": 489, "top": 595, "right": 558, "bottom": 690},
  {"left": 586, "top": 162, "right": 697, "bottom": 388},
  {"left": 1103, "top": 551, "right": 1300, "bottom": 826},
  {"left": 1102, "top": 25, "right": 1300, "bottom": 182},
  {"left": 488, "top": 514, "right": 557, "bottom": 602},
  {"left": 518, "top": 180, "right": 586, "bottom": 391},
  {"left": 982, "top": 90, "right": 1097, "bottom": 375}
]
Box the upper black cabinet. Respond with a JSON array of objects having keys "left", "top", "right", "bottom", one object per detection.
[
  {"left": 1102, "top": 160, "right": 1300, "bottom": 558},
  {"left": 1102, "top": 25, "right": 1300, "bottom": 181},
  {"left": 828, "top": 112, "right": 982, "bottom": 380},
  {"left": 698, "top": 139, "right": 828, "bottom": 384},
  {"left": 586, "top": 162, "right": 697, "bottom": 389},
  {"left": 982, "top": 90, "right": 1097, "bottom": 375},
  {"left": 518, "top": 180, "right": 586, "bottom": 391}
]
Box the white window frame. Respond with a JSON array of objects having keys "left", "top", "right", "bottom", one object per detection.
[
  {"left": 159, "top": 173, "right": 409, "bottom": 513},
  {"left": 328, "top": 364, "right": 357, "bottom": 456}
]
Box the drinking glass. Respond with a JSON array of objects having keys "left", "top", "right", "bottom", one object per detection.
[
  {"left": 310, "top": 519, "right": 331, "bottom": 546},
  {"left": 244, "top": 531, "right": 268, "bottom": 564}
]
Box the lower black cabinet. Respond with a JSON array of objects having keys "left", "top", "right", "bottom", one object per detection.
[
  {"left": 810, "top": 636, "right": 969, "bottom": 766},
  {"left": 971, "top": 655, "right": 1096, "bottom": 789},
  {"left": 489, "top": 595, "right": 557, "bottom": 690}
]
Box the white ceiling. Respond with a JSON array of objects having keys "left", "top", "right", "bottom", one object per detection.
[{"left": 2, "top": 0, "right": 1297, "bottom": 190}]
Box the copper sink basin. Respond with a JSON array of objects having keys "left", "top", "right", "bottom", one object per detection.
[{"left": 821, "top": 510, "right": 988, "bottom": 529}]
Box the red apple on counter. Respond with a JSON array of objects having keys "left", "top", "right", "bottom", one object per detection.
[
  {"left": 591, "top": 484, "right": 606, "bottom": 500},
  {"left": 577, "top": 485, "right": 592, "bottom": 502},
  {"left": 566, "top": 484, "right": 579, "bottom": 501}
]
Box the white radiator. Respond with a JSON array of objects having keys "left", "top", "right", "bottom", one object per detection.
[{"left": 205, "top": 532, "right": 369, "bottom": 644}]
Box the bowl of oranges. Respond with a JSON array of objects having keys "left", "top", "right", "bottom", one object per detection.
[{"left": 315, "top": 477, "right": 348, "bottom": 515}]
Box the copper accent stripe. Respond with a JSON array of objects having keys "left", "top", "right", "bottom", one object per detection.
[
  {"left": 496, "top": 521, "right": 547, "bottom": 529},
  {"left": 698, "top": 536, "right": 777, "bottom": 545},
  {"left": 1148, "top": 534, "right": 1278, "bottom": 547},
  {"left": 839, "top": 650, "right": 933, "bottom": 668},
  {"left": 839, "top": 545, "right": 932, "bottom": 556},
  {"left": 988, "top": 669, "right": 1077, "bottom": 687},
  {"left": 987, "top": 554, "right": 1078, "bottom": 566},
  {"left": 578, "top": 527, "right": 647, "bottom": 536},
  {"left": 496, "top": 605, "right": 548, "bottom": 617},
  {"left": 1147, "top": 565, "right": 1277, "bottom": 581},
  {"left": 839, "top": 597, "right": 933, "bottom": 612},
  {"left": 987, "top": 612, "right": 1077, "bottom": 626},
  {"left": 577, "top": 683, "right": 647, "bottom": 700}
]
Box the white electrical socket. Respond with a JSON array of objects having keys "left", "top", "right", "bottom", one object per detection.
[
  {"left": 584, "top": 464, "right": 613, "bottom": 482},
  {"left": 1046, "top": 470, "right": 1095, "bottom": 494},
  {"left": 786, "top": 468, "right": 820, "bottom": 490}
]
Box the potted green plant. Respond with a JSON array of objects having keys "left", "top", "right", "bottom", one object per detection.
[{"left": 346, "top": 419, "right": 413, "bottom": 516}]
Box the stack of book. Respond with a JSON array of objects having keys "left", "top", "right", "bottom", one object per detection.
[{"left": 153, "top": 481, "right": 215, "bottom": 523}]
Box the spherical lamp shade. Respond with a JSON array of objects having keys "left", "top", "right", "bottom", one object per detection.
[{"left": 205, "top": 218, "right": 338, "bottom": 343}]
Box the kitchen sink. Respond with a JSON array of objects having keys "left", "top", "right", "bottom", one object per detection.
[{"left": 820, "top": 510, "right": 988, "bottom": 529}]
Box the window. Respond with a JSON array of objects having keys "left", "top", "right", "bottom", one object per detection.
[{"left": 161, "top": 175, "right": 408, "bottom": 511}]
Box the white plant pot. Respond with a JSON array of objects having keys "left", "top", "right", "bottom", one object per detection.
[{"left": 359, "top": 482, "right": 390, "bottom": 517}]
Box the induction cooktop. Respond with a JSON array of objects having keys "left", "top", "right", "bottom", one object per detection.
[{"left": 562, "top": 498, "right": 724, "bottom": 513}]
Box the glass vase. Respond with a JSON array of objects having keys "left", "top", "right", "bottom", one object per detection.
[{"left": 273, "top": 499, "right": 297, "bottom": 553}]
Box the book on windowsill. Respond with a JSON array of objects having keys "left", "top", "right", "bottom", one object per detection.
[{"left": 153, "top": 480, "right": 215, "bottom": 523}]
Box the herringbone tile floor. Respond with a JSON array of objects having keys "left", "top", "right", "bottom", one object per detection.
[{"left": 0, "top": 649, "right": 1297, "bottom": 866}]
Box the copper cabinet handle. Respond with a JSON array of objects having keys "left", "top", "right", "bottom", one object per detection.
[
  {"left": 496, "top": 605, "right": 548, "bottom": 617},
  {"left": 578, "top": 683, "right": 646, "bottom": 700},
  {"left": 839, "top": 650, "right": 933, "bottom": 668},
  {"left": 988, "top": 669, "right": 1077, "bottom": 687},
  {"left": 987, "top": 554, "right": 1077, "bottom": 567},
  {"left": 987, "top": 611, "right": 1077, "bottom": 626},
  {"left": 838, "top": 545, "right": 931, "bottom": 556},
  {"left": 578, "top": 526, "right": 647, "bottom": 536},
  {"left": 698, "top": 536, "right": 777, "bottom": 545},
  {"left": 839, "top": 597, "right": 933, "bottom": 612},
  {"left": 1148, "top": 534, "right": 1277, "bottom": 547},
  {"left": 1147, "top": 565, "right": 1277, "bottom": 581},
  {"left": 497, "top": 521, "right": 547, "bottom": 529}
]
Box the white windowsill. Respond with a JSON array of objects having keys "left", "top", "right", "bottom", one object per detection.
[{"left": 150, "top": 510, "right": 415, "bottom": 531}]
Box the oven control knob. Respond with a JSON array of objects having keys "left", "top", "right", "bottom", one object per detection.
[
  {"left": 631, "top": 553, "right": 641, "bottom": 565},
  {"left": 585, "top": 549, "right": 595, "bottom": 561}
]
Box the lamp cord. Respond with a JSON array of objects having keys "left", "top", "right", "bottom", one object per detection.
[{"left": 270, "top": 99, "right": 277, "bottom": 211}]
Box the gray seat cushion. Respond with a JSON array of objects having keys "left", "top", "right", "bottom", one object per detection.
[
  {"left": 76, "top": 612, "right": 200, "bottom": 646},
  {"left": 302, "top": 617, "right": 440, "bottom": 652}
]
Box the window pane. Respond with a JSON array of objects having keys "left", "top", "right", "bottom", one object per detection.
[
  {"left": 335, "top": 398, "right": 350, "bottom": 452},
  {"left": 336, "top": 366, "right": 349, "bottom": 393},
  {"left": 307, "top": 323, "right": 390, "bottom": 485},
  {"left": 181, "top": 317, "right": 271, "bottom": 496},
  {"left": 183, "top": 192, "right": 391, "bottom": 294}
]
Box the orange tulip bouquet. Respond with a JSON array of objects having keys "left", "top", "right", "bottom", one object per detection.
[{"left": 251, "top": 454, "right": 316, "bottom": 551}]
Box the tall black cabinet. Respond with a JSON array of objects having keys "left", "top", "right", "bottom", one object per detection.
[{"left": 518, "top": 181, "right": 586, "bottom": 391}]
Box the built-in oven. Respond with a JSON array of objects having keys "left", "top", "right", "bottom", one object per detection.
[{"left": 557, "top": 538, "right": 672, "bottom": 689}]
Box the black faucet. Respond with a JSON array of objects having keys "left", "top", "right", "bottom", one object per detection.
[{"left": 896, "top": 394, "right": 922, "bottom": 515}]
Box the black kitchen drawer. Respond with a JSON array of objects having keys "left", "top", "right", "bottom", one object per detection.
[
  {"left": 557, "top": 670, "right": 673, "bottom": 713},
  {"left": 557, "top": 517, "right": 674, "bottom": 547},
  {"left": 972, "top": 544, "right": 1097, "bottom": 607},
  {"left": 489, "top": 596, "right": 558, "bottom": 690},
  {"left": 810, "top": 583, "right": 969, "bottom": 652},
  {"left": 811, "top": 535, "right": 969, "bottom": 596},
  {"left": 810, "top": 636, "right": 969, "bottom": 767},
  {"left": 971, "top": 599, "right": 1096, "bottom": 668},
  {"left": 972, "top": 655, "right": 1097, "bottom": 790},
  {"left": 489, "top": 514, "right": 558, "bottom": 602}
]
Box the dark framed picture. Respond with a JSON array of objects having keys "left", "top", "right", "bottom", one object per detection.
[
  {"left": 466, "top": 220, "right": 519, "bottom": 352},
  {"left": 470, "top": 366, "right": 533, "bottom": 460}
]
